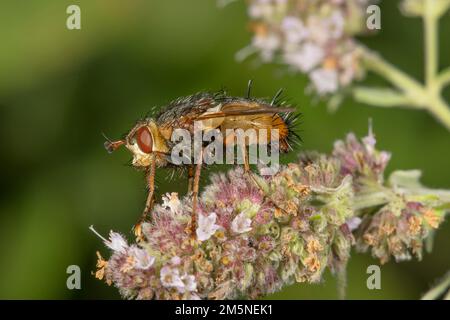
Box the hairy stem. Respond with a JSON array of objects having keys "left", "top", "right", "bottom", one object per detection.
[
  {"left": 353, "top": 183, "right": 450, "bottom": 212},
  {"left": 353, "top": 190, "right": 392, "bottom": 211}
]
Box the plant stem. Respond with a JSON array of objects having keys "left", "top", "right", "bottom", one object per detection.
[
  {"left": 438, "top": 67, "right": 450, "bottom": 88},
  {"left": 358, "top": 49, "right": 450, "bottom": 131},
  {"left": 354, "top": 0, "right": 450, "bottom": 131},
  {"left": 422, "top": 271, "right": 450, "bottom": 300},
  {"left": 361, "top": 48, "right": 425, "bottom": 103},
  {"left": 424, "top": 0, "right": 438, "bottom": 93},
  {"left": 353, "top": 190, "right": 392, "bottom": 211},
  {"left": 352, "top": 182, "right": 450, "bottom": 212},
  {"left": 427, "top": 96, "right": 450, "bottom": 130}
]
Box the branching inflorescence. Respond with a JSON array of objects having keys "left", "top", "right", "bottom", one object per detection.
[
  {"left": 236, "top": 0, "right": 450, "bottom": 129},
  {"left": 92, "top": 130, "right": 450, "bottom": 300}
]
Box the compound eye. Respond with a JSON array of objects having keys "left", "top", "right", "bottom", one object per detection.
[{"left": 136, "top": 126, "right": 153, "bottom": 154}]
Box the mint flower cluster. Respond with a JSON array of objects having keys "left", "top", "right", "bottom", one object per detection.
[
  {"left": 240, "top": 0, "right": 375, "bottom": 95},
  {"left": 93, "top": 131, "right": 449, "bottom": 300}
]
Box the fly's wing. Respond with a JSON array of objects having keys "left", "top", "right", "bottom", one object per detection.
[
  {"left": 197, "top": 101, "right": 296, "bottom": 151},
  {"left": 196, "top": 101, "right": 294, "bottom": 120}
]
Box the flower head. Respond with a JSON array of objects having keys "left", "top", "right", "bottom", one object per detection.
[
  {"left": 178, "top": 273, "right": 197, "bottom": 293},
  {"left": 231, "top": 210, "right": 253, "bottom": 234},
  {"left": 162, "top": 192, "right": 182, "bottom": 215},
  {"left": 241, "top": 0, "right": 374, "bottom": 96},
  {"left": 105, "top": 231, "right": 128, "bottom": 253},
  {"left": 196, "top": 212, "right": 221, "bottom": 241},
  {"left": 94, "top": 130, "right": 449, "bottom": 300},
  {"left": 160, "top": 265, "right": 184, "bottom": 288},
  {"left": 129, "top": 246, "right": 155, "bottom": 270}
]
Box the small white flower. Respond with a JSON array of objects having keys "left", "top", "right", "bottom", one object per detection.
[
  {"left": 177, "top": 273, "right": 197, "bottom": 293},
  {"left": 248, "top": 0, "right": 273, "bottom": 19},
  {"left": 327, "top": 11, "right": 345, "bottom": 39},
  {"left": 160, "top": 266, "right": 184, "bottom": 288},
  {"left": 339, "top": 51, "right": 359, "bottom": 86},
  {"left": 106, "top": 231, "right": 128, "bottom": 253},
  {"left": 310, "top": 68, "right": 339, "bottom": 94},
  {"left": 196, "top": 212, "right": 221, "bottom": 242},
  {"left": 170, "top": 256, "right": 181, "bottom": 266},
  {"left": 379, "top": 151, "right": 392, "bottom": 168},
  {"left": 252, "top": 33, "right": 281, "bottom": 61},
  {"left": 346, "top": 217, "right": 362, "bottom": 231},
  {"left": 187, "top": 293, "right": 201, "bottom": 300},
  {"left": 363, "top": 134, "right": 377, "bottom": 155},
  {"left": 284, "top": 42, "right": 325, "bottom": 72},
  {"left": 281, "top": 16, "right": 308, "bottom": 44},
  {"left": 89, "top": 226, "right": 128, "bottom": 254},
  {"left": 231, "top": 211, "right": 252, "bottom": 234},
  {"left": 129, "top": 246, "right": 155, "bottom": 270},
  {"left": 306, "top": 15, "right": 330, "bottom": 45},
  {"left": 162, "top": 192, "right": 182, "bottom": 215}
]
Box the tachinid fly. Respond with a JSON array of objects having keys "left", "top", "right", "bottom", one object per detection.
[{"left": 104, "top": 82, "right": 301, "bottom": 239}]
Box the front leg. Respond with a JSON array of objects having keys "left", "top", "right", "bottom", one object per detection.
[
  {"left": 190, "top": 149, "right": 203, "bottom": 238},
  {"left": 134, "top": 153, "right": 157, "bottom": 239},
  {"left": 187, "top": 164, "right": 194, "bottom": 194}
]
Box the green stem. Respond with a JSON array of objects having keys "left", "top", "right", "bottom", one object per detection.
[
  {"left": 352, "top": 86, "right": 411, "bottom": 108},
  {"left": 353, "top": 182, "right": 450, "bottom": 212},
  {"left": 353, "top": 190, "right": 392, "bottom": 211},
  {"left": 359, "top": 48, "right": 450, "bottom": 131},
  {"left": 354, "top": 0, "right": 450, "bottom": 131},
  {"left": 428, "top": 96, "right": 450, "bottom": 131},
  {"left": 422, "top": 271, "right": 450, "bottom": 300},
  {"left": 360, "top": 48, "right": 425, "bottom": 103},
  {"left": 424, "top": 0, "right": 438, "bottom": 93},
  {"left": 437, "top": 67, "right": 450, "bottom": 88}
]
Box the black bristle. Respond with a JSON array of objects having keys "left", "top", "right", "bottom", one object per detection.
[
  {"left": 246, "top": 79, "right": 253, "bottom": 99},
  {"left": 271, "top": 88, "right": 284, "bottom": 105}
]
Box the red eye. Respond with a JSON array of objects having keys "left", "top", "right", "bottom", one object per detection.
[{"left": 136, "top": 127, "right": 153, "bottom": 154}]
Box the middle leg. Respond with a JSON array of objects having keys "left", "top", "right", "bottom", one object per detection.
[{"left": 134, "top": 153, "right": 157, "bottom": 239}]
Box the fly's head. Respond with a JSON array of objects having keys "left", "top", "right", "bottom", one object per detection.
[{"left": 104, "top": 119, "right": 169, "bottom": 168}]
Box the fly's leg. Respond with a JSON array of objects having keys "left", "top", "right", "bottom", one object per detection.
[
  {"left": 187, "top": 165, "right": 194, "bottom": 194},
  {"left": 133, "top": 153, "right": 156, "bottom": 240},
  {"left": 241, "top": 144, "right": 264, "bottom": 189},
  {"left": 190, "top": 149, "right": 203, "bottom": 238}
]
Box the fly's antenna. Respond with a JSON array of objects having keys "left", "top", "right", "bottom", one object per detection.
[
  {"left": 102, "top": 131, "right": 113, "bottom": 144},
  {"left": 271, "top": 88, "right": 284, "bottom": 106},
  {"left": 102, "top": 131, "right": 125, "bottom": 153},
  {"left": 246, "top": 79, "right": 253, "bottom": 99}
]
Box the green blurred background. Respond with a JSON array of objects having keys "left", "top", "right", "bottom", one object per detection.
[{"left": 0, "top": 0, "right": 449, "bottom": 299}]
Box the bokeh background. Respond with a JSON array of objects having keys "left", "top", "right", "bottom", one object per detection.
[{"left": 0, "top": 0, "right": 449, "bottom": 299}]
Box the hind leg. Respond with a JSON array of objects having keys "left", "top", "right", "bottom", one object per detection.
[{"left": 190, "top": 148, "right": 203, "bottom": 239}]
